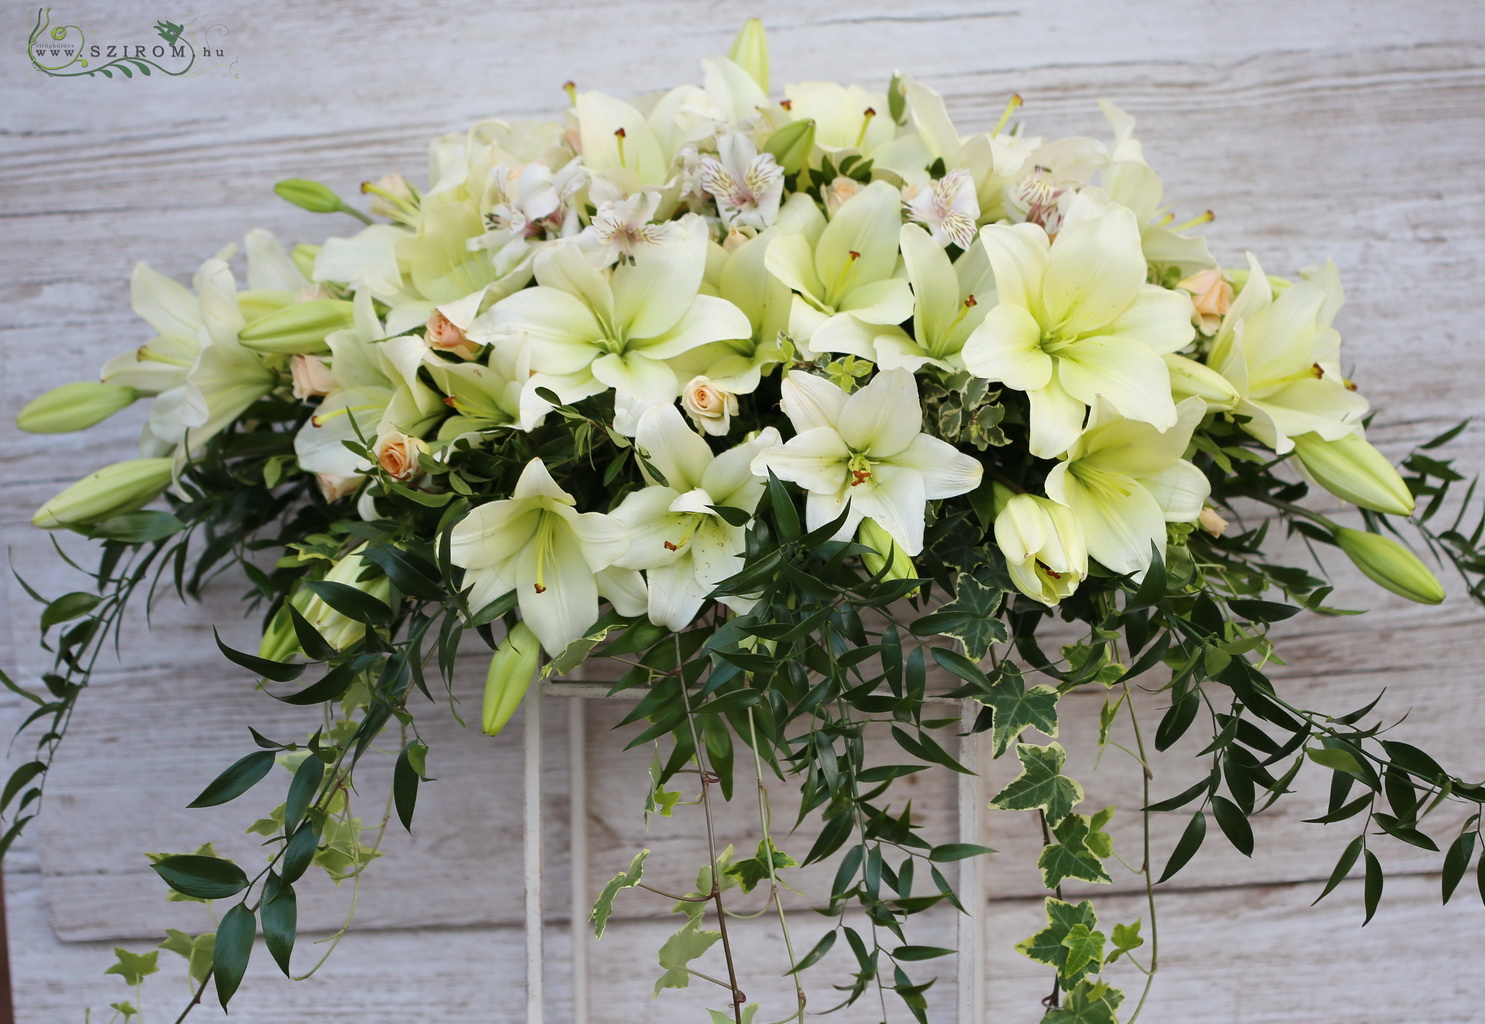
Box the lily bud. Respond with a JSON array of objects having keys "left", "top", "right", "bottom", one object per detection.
[
  {"left": 483, "top": 621, "right": 541, "bottom": 736},
  {"left": 727, "top": 19, "right": 770, "bottom": 92},
  {"left": 301, "top": 545, "right": 393, "bottom": 651},
  {"left": 1292, "top": 431, "right": 1414, "bottom": 516},
  {"left": 238, "top": 298, "right": 356, "bottom": 354},
  {"left": 17, "top": 381, "right": 137, "bottom": 434},
  {"left": 257, "top": 590, "right": 312, "bottom": 663},
  {"left": 859, "top": 518, "right": 917, "bottom": 586},
  {"left": 33, "top": 457, "right": 174, "bottom": 529},
  {"left": 1334, "top": 527, "right": 1445, "bottom": 605},
  {"left": 994, "top": 493, "right": 1088, "bottom": 606},
  {"left": 292, "top": 244, "right": 320, "bottom": 280},
  {"left": 274, "top": 178, "right": 345, "bottom": 214},
  {"left": 1163, "top": 353, "right": 1238, "bottom": 412},
  {"left": 764, "top": 118, "right": 815, "bottom": 176}
]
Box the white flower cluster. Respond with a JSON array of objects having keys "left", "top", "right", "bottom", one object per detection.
[{"left": 23, "top": 21, "right": 1419, "bottom": 655}]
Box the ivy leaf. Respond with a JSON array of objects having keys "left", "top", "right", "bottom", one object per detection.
[
  {"left": 990, "top": 743, "right": 1084, "bottom": 826},
  {"left": 1038, "top": 812, "right": 1113, "bottom": 888},
  {"left": 1107, "top": 920, "right": 1143, "bottom": 964},
  {"left": 1041, "top": 979, "right": 1126, "bottom": 1024},
  {"left": 643, "top": 749, "right": 682, "bottom": 824},
  {"left": 976, "top": 664, "right": 1060, "bottom": 757},
  {"left": 915, "top": 573, "right": 1006, "bottom": 661},
  {"left": 654, "top": 918, "right": 722, "bottom": 994},
  {"left": 591, "top": 849, "right": 648, "bottom": 939},
  {"left": 708, "top": 1005, "right": 759, "bottom": 1024},
  {"left": 104, "top": 947, "right": 159, "bottom": 986},
  {"left": 159, "top": 929, "right": 214, "bottom": 984},
  {"left": 1059, "top": 923, "right": 1107, "bottom": 979},
  {"left": 1016, "top": 897, "right": 1102, "bottom": 987},
  {"left": 726, "top": 838, "right": 796, "bottom": 894}
]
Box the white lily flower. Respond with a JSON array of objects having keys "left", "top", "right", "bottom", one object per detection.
[
  {"left": 765, "top": 180, "right": 915, "bottom": 359},
  {"left": 612, "top": 405, "right": 781, "bottom": 629},
  {"left": 903, "top": 169, "right": 980, "bottom": 249},
  {"left": 1044, "top": 397, "right": 1210, "bottom": 578},
  {"left": 1209, "top": 254, "right": 1368, "bottom": 454},
  {"left": 995, "top": 493, "right": 1088, "bottom": 606},
  {"left": 750, "top": 369, "right": 983, "bottom": 555},
  {"left": 961, "top": 196, "right": 1195, "bottom": 458},
  {"left": 782, "top": 82, "right": 896, "bottom": 160},
  {"left": 471, "top": 217, "right": 751, "bottom": 431},
  {"left": 449, "top": 458, "right": 630, "bottom": 656},
  {"left": 701, "top": 132, "right": 784, "bottom": 231},
  {"left": 874, "top": 223, "right": 995, "bottom": 371}
]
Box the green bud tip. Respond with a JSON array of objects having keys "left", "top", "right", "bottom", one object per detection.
[
  {"left": 17, "top": 381, "right": 137, "bottom": 434},
  {"left": 273, "top": 178, "right": 344, "bottom": 214},
  {"left": 1334, "top": 527, "right": 1445, "bottom": 605}
]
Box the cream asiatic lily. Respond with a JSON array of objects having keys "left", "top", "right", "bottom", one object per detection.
[
  {"left": 1209, "top": 254, "right": 1368, "bottom": 454},
  {"left": 611, "top": 405, "right": 781, "bottom": 629},
  {"left": 449, "top": 458, "right": 632, "bottom": 656},
  {"left": 470, "top": 216, "right": 751, "bottom": 432},
  {"left": 961, "top": 195, "right": 1195, "bottom": 458},
  {"left": 750, "top": 369, "right": 983, "bottom": 555},
  {"left": 764, "top": 180, "right": 915, "bottom": 359},
  {"left": 1044, "top": 397, "right": 1210, "bottom": 578},
  {"left": 873, "top": 223, "right": 995, "bottom": 371}
]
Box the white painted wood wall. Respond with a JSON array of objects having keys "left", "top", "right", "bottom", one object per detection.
[{"left": 4, "top": 1, "right": 1484, "bottom": 1020}]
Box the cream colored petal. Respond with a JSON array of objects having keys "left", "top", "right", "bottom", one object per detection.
[
  {"left": 1041, "top": 204, "right": 1145, "bottom": 337},
  {"left": 962, "top": 304, "right": 1052, "bottom": 392},
  {"left": 779, "top": 371, "right": 847, "bottom": 432}
]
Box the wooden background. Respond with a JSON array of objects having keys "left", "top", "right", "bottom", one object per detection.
[{"left": 3, "top": 1, "right": 1483, "bottom": 1021}]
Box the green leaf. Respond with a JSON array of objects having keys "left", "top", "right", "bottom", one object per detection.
[
  {"left": 393, "top": 741, "right": 427, "bottom": 832},
  {"left": 40, "top": 591, "right": 100, "bottom": 632},
  {"left": 1442, "top": 831, "right": 1477, "bottom": 903},
  {"left": 1363, "top": 849, "right": 1383, "bottom": 924},
  {"left": 1157, "top": 811, "right": 1207, "bottom": 883},
  {"left": 86, "top": 511, "right": 185, "bottom": 543},
  {"left": 1059, "top": 923, "right": 1106, "bottom": 979},
  {"left": 1041, "top": 979, "right": 1126, "bottom": 1024},
  {"left": 976, "top": 667, "right": 1059, "bottom": 758},
  {"left": 654, "top": 918, "right": 721, "bottom": 994},
  {"left": 927, "top": 843, "right": 995, "bottom": 862},
  {"left": 990, "top": 743, "right": 1084, "bottom": 826},
  {"left": 1015, "top": 897, "right": 1101, "bottom": 986},
  {"left": 914, "top": 573, "right": 1007, "bottom": 660},
  {"left": 788, "top": 928, "right": 837, "bottom": 974},
  {"left": 186, "top": 751, "right": 275, "bottom": 809},
  {"left": 214, "top": 628, "right": 305, "bottom": 683},
  {"left": 1211, "top": 794, "right": 1254, "bottom": 856},
  {"left": 725, "top": 839, "right": 796, "bottom": 894},
  {"left": 1307, "top": 746, "right": 1366, "bottom": 775},
  {"left": 271, "top": 659, "right": 362, "bottom": 706},
  {"left": 213, "top": 903, "right": 255, "bottom": 1008},
  {"left": 893, "top": 945, "right": 956, "bottom": 961},
  {"left": 591, "top": 849, "right": 648, "bottom": 939},
  {"left": 261, "top": 874, "right": 297, "bottom": 976},
  {"left": 304, "top": 579, "right": 394, "bottom": 626},
  {"left": 1039, "top": 813, "right": 1113, "bottom": 888},
  {"left": 158, "top": 930, "right": 214, "bottom": 984},
  {"left": 1107, "top": 920, "right": 1143, "bottom": 964},
  {"left": 151, "top": 854, "right": 250, "bottom": 900},
  {"left": 104, "top": 947, "right": 159, "bottom": 986},
  {"left": 287, "top": 603, "right": 339, "bottom": 662},
  {"left": 1313, "top": 835, "right": 1364, "bottom": 905},
  {"left": 360, "top": 545, "right": 444, "bottom": 601},
  {"left": 0, "top": 761, "right": 45, "bottom": 814},
  {"left": 280, "top": 823, "right": 318, "bottom": 885},
  {"left": 766, "top": 471, "right": 801, "bottom": 541},
  {"left": 707, "top": 1005, "right": 759, "bottom": 1024},
  {"left": 284, "top": 754, "right": 324, "bottom": 831}
]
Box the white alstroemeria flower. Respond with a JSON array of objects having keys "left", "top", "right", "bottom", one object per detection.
[
  {"left": 961, "top": 196, "right": 1195, "bottom": 458},
  {"left": 750, "top": 370, "right": 983, "bottom": 555},
  {"left": 995, "top": 493, "right": 1088, "bottom": 606},
  {"left": 612, "top": 406, "right": 781, "bottom": 629},
  {"left": 765, "top": 180, "right": 915, "bottom": 358},
  {"left": 449, "top": 459, "right": 630, "bottom": 656},
  {"left": 1045, "top": 397, "right": 1210, "bottom": 578},
  {"left": 903, "top": 169, "right": 980, "bottom": 249},
  {"left": 1208, "top": 254, "right": 1368, "bottom": 454},
  {"left": 701, "top": 132, "right": 784, "bottom": 231},
  {"left": 873, "top": 223, "right": 995, "bottom": 371},
  {"left": 576, "top": 181, "right": 667, "bottom": 268},
  {"left": 468, "top": 157, "right": 585, "bottom": 263},
  {"left": 471, "top": 217, "right": 751, "bottom": 432}
]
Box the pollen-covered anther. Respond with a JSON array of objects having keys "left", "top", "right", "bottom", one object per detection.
[
  {"left": 533, "top": 583, "right": 547, "bottom": 594},
  {"left": 1312, "top": 363, "right": 1325, "bottom": 379},
  {"left": 1037, "top": 559, "right": 1063, "bottom": 579},
  {"left": 850, "top": 468, "right": 872, "bottom": 487},
  {"left": 663, "top": 540, "right": 679, "bottom": 551}
]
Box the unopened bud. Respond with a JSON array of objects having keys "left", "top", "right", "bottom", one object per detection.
[
  {"left": 1292, "top": 431, "right": 1414, "bottom": 516},
  {"left": 483, "top": 621, "right": 541, "bottom": 735},
  {"left": 995, "top": 493, "right": 1087, "bottom": 607},
  {"left": 1163, "top": 353, "right": 1238, "bottom": 412},
  {"left": 274, "top": 178, "right": 344, "bottom": 214},
  {"left": 300, "top": 545, "right": 393, "bottom": 651},
  {"left": 33, "top": 457, "right": 174, "bottom": 529},
  {"left": 1334, "top": 527, "right": 1445, "bottom": 605},
  {"left": 17, "top": 381, "right": 137, "bottom": 434},
  {"left": 238, "top": 298, "right": 356, "bottom": 354},
  {"left": 859, "top": 519, "right": 918, "bottom": 588},
  {"left": 727, "top": 19, "right": 770, "bottom": 93},
  {"left": 764, "top": 118, "right": 815, "bottom": 176}
]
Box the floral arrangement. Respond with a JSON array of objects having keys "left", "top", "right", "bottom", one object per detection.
[{"left": 9, "top": 20, "right": 1485, "bottom": 1024}]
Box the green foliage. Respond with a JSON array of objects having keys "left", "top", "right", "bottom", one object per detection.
[
  {"left": 1017, "top": 898, "right": 1104, "bottom": 988},
  {"left": 104, "top": 947, "right": 159, "bottom": 987},
  {"left": 991, "top": 743, "right": 1085, "bottom": 826}
]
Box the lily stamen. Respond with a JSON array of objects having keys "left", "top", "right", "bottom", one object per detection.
[{"left": 991, "top": 93, "right": 1023, "bottom": 137}]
